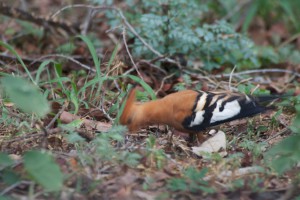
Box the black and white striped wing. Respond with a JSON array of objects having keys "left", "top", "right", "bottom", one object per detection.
[{"left": 182, "top": 91, "right": 268, "bottom": 131}]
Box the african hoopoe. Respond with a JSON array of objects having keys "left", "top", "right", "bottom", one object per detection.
[{"left": 120, "top": 88, "right": 278, "bottom": 141}]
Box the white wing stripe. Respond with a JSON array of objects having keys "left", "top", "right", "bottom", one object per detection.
[
  {"left": 189, "top": 110, "right": 205, "bottom": 127},
  {"left": 210, "top": 100, "right": 241, "bottom": 123},
  {"left": 195, "top": 93, "right": 207, "bottom": 111}
]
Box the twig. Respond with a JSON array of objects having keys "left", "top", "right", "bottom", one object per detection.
[
  {"left": 250, "top": 84, "right": 260, "bottom": 95},
  {"left": 98, "top": 88, "right": 114, "bottom": 122},
  {"left": 0, "top": 3, "right": 79, "bottom": 34},
  {"left": 212, "top": 68, "right": 300, "bottom": 78},
  {"left": 228, "top": 65, "right": 237, "bottom": 91},
  {"left": 263, "top": 127, "right": 291, "bottom": 143},
  {"left": 278, "top": 182, "right": 299, "bottom": 200},
  {"left": 155, "top": 73, "right": 175, "bottom": 95},
  {"left": 122, "top": 26, "right": 143, "bottom": 79},
  {"left": 50, "top": 4, "right": 114, "bottom": 18},
  {"left": 0, "top": 53, "right": 41, "bottom": 64},
  {"left": 80, "top": 8, "right": 97, "bottom": 35},
  {"left": 137, "top": 59, "right": 168, "bottom": 75},
  {"left": 277, "top": 32, "right": 300, "bottom": 49},
  {"left": 45, "top": 101, "right": 68, "bottom": 129},
  {"left": 50, "top": 4, "right": 182, "bottom": 69},
  {"left": 3, "top": 128, "right": 61, "bottom": 144},
  {"left": 30, "top": 54, "right": 96, "bottom": 72},
  {"left": 123, "top": 67, "right": 135, "bottom": 75},
  {"left": 183, "top": 69, "right": 219, "bottom": 88},
  {"left": 0, "top": 181, "right": 32, "bottom": 196},
  {"left": 204, "top": 166, "right": 263, "bottom": 181}
]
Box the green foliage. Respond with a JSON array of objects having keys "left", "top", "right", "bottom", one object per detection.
[
  {"left": 237, "top": 83, "right": 270, "bottom": 95},
  {"left": 214, "top": 0, "right": 300, "bottom": 32},
  {"left": 0, "top": 41, "right": 34, "bottom": 82},
  {"left": 266, "top": 104, "right": 300, "bottom": 175},
  {"left": 135, "top": 10, "right": 259, "bottom": 70},
  {"left": 127, "top": 75, "right": 156, "bottom": 100},
  {"left": 55, "top": 41, "right": 76, "bottom": 54},
  {"left": 256, "top": 45, "right": 300, "bottom": 66},
  {"left": 0, "top": 76, "right": 50, "bottom": 118},
  {"left": 173, "top": 74, "right": 192, "bottom": 91},
  {"left": 79, "top": 125, "right": 142, "bottom": 168},
  {"left": 0, "top": 152, "right": 21, "bottom": 187},
  {"left": 118, "top": 151, "right": 142, "bottom": 168},
  {"left": 231, "top": 175, "right": 264, "bottom": 192},
  {"left": 0, "top": 153, "right": 13, "bottom": 168},
  {"left": 24, "top": 151, "right": 63, "bottom": 191},
  {"left": 239, "top": 139, "right": 267, "bottom": 158},
  {"left": 60, "top": 119, "right": 85, "bottom": 143},
  {"left": 145, "top": 135, "right": 167, "bottom": 169},
  {"left": 1, "top": 168, "right": 20, "bottom": 186},
  {"left": 167, "top": 167, "right": 215, "bottom": 194},
  {"left": 91, "top": 0, "right": 260, "bottom": 71}
]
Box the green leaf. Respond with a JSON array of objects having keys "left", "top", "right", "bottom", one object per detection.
[
  {"left": 35, "top": 60, "right": 53, "bottom": 84},
  {"left": 24, "top": 151, "right": 63, "bottom": 191},
  {"left": 185, "top": 167, "right": 208, "bottom": 180},
  {"left": 2, "top": 168, "right": 20, "bottom": 185},
  {"left": 65, "top": 132, "right": 85, "bottom": 143},
  {"left": 242, "top": 1, "right": 259, "bottom": 32},
  {"left": 270, "top": 155, "right": 295, "bottom": 175},
  {"left": 127, "top": 75, "right": 156, "bottom": 100},
  {"left": 0, "top": 76, "right": 50, "bottom": 118},
  {"left": 77, "top": 35, "right": 101, "bottom": 76},
  {"left": 146, "top": 135, "right": 156, "bottom": 149},
  {"left": 0, "top": 196, "right": 13, "bottom": 200},
  {"left": 120, "top": 151, "right": 142, "bottom": 167},
  {"left": 167, "top": 178, "right": 187, "bottom": 191},
  {"left": 55, "top": 42, "right": 76, "bottom": 54},
  {"left": 266, "top": 134, "right": 300, "bottom": 174},
  {"left": 0, "top": 41, "right": 34, "bottom": 83},
  {"left": 60, "top": 119, "right": 84, "bottom": 131},
  {"left": 70, "top": 88, "right": 79, "bottom": 114},
  {"left": 0, "top": 152, "right": 13, "bottom": 168}
]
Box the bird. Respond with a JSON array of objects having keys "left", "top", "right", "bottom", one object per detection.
[{"left": 119, "top": 87, "right": 279, "bottom": 141}]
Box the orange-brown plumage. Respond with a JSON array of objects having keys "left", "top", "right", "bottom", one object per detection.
[
  {"left": 120, "top": 88, "right": 277, "bottom": 135},
  {"left": 120, "top": 89, "right": 204, "bottom": 133}
]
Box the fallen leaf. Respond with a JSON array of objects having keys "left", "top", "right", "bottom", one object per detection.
[
  {"left": 192, "top": 130, "right": 227, "bottom": 157},
  {"left": 60, "top": 111, "right": 111, "bottom": 132}
]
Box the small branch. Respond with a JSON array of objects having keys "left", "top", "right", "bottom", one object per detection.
[
  {"left": 0, "top": 3, "right": 79, "bottom": 34},
  {"left": 0, "top": 53, "right": 41, "bottom": 65},
  {"left": 277, "top": 32, "right": 300, "bottom": 49},
  {"left": 278, "top": 182, "right": 299, "bottom": 200},
  {"left": 50, "top": 4, "right": 182, "bottom": 69},
  {"left": 3, "top": 128, "right": 62, "bottom": 144},
  {"left": 155, "top": 73, "right": 175, "bottom": 95},
  {"left": 228, "top": 65, "right": 237, "bottom": 91},
  {"left": 263, "top": 127, "right": 291, "bottom": 143},
  {"left": 213, "top": 68, "right": 300, "bottom": 79},
  {"left": 250, "top": 84, "right": 260, "bottom": 95},
  {"left": 45, "top": 101, "right": 68, "bottom": 129},
  {"left": 0, "top": 181, "right": 32, "bottom": 196},
  {"left": 137, "top": 59, "right": 168, "bottom": 75},
  {"left": 122, "top": 26, "right": 143, "bottom": 79},
  {"left": 30, "top": 54, "right": 96, "bottom": 72}
]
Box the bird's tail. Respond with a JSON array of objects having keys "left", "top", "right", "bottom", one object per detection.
[
  {"left": 119, "top": 87, "right": 137, "bottom": 126},
  {"left": 255, "top": 93, "right": 292, "bottom": 104}
]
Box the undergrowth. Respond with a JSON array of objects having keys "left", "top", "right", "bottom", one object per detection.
[{"left": 0, "top": 0, "right": 300, "bottom": 199}]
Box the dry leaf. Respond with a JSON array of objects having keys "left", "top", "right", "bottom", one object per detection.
[{"left": 192, "top": 130, "right": 227, "bottom": 157}]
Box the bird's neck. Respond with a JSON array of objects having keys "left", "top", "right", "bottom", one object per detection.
[{"left": 137, "top": 99, "right": 172, "bottom": 126}]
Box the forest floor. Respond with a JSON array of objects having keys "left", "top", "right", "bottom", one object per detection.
[{"left": 0, "top": 1, "right": 300, "bottom": 199}]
